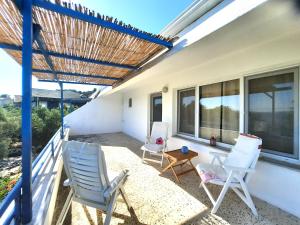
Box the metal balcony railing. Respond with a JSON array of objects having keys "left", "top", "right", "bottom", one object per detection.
[{"left": 0, "top": 127, "right": 70, "bottom": 225}]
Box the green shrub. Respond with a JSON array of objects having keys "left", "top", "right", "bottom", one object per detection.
[
  {"left": 0, "top": 176, "right": 19, "bottom": 201},
  {"left": 0, "top": 106, "right": 67, "bottom": 155},
  {"left": 0, "top": 138, "right": 11, "bottom": 159}
]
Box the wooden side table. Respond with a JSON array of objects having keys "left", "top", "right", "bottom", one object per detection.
[{"left": 161, "top": 149, "right": 198, "bottom": 183}]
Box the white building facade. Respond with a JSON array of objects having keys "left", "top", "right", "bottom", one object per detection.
[{"left": 66, "top": 0, "right": 300, "bottom": 218}]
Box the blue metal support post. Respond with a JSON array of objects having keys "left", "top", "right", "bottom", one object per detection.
[
  {"left": 59, "top": 82, "right": 64, "bottom": 139},
  {"left": 21, "top": 0, "right": 33, "bottom": 223}
]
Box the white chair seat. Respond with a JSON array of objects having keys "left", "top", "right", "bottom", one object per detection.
[
  {"left": 60, "top": 140, "right": 132, "bottom": 225},
  {"left": 141, "top": 143, "right": 163, "bottom": 153},
  {"left": 141, "top": 122, "right": 168, "bottom": 166},
  {"left": 196, "top": 163, "right": 228, "bottom": 182},
  {"left": 196, "top": 134, "right": 262, "bottom": 216}
]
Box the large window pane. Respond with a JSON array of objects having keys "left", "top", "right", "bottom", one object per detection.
[
  {"left": 199, "top": 80, "right": 239, "bottom": 144},
  {"left": 247, "top": 71, "right": 298, "bottom": 157},
  {"left": 178, "top": 89, "right": 195, "bottom": 134}
]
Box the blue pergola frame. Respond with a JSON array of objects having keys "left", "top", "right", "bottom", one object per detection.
[
  {"left": 0, "top": 0, "right": 173, "bottom": 223},
  {"left": 38, "top": 79, "right": 112, "bottom": 86},
  {"left": 0, "top": 42, "right": 138, "bottom": 70},
  {"left": 21, "top": 0, "right": 33, "bottom": 223},
  {"left": 32, "top": 69, "right": 122, "bottom": 81}
]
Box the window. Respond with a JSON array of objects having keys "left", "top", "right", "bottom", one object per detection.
[
  {"left": 128, "top": 98, "right": 132, "bottom": 107},
  {"left": 199, "top": 79, "right": 239, "bottom": 144},
  {"left": 178, "top": 88, "right": 195, "bottom": 135},
  {"left": 246, "top": 68, "right": 299, "bottom": 159}
]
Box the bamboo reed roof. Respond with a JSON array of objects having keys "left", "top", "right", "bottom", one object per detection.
[{"left": 0, "top": 0, "right": 175, "bottom": 86}]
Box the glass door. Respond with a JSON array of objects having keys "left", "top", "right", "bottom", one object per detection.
[{"left": 150, "top": 93, "right": 162, "bottom": 131}]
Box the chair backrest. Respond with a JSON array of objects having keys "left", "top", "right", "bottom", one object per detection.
[
  {"left": 62, "top": 140, "right": 110, "bottom": 205},
  {"left": 151, "top": 122, "right": 168, "bottom": 140},
  {"left": 224, "top": 134, "right": 262, "bottom": 172}
]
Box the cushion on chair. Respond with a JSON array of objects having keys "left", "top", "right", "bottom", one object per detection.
[
  {"left": 224, "top": 134, "right": 262, "bottom": 169},
  {"left": 156, "top": 137, "right": 164, "bottom": 145},
  {"left": 196, "top": 163, "right": 228, "bottom": 182},
  {"left": 141, "top": 143, "right": 163, "bottom": 153}
]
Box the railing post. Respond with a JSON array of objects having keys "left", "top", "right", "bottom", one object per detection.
[
  {"left": 14, "top": 189, "right": 22, "bottom": 225},
  {"left": 59, "top": 82, "right": 64, "bottom": 139},
  {"left": 21, "top": 0, "right": 33, "bottom": 223}
]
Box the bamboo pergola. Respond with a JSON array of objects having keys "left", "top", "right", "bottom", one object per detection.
[
  {"left": 0, "top": 0, "right": 175, "bottom": 86},
  {"left": 0, "top": 1, "right": 175, "bottom": 224}
]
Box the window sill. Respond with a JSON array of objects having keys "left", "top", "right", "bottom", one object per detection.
[
  {"left": 259, "top": 156, "right": 300, "bottom": 171},
  {"left": 173, "top": 134, "right": 231, "bottom": 152},
  {"left": 173, "top": 135, "right": 300, "bottom": 171}
]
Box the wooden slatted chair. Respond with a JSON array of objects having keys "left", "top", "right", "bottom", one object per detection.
[
  {"left": 141, "top": 122, "right": 168, "bottom": 167},
  {"left": 58, "top": 140, "right": 132, "bottom": 225},
  {"left": 196, "top": 134, "right": 262, "bottom": 216}
]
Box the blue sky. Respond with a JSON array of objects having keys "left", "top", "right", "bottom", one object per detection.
[{"left": 0, "top": 0, "right": 193, "bottom": 96}]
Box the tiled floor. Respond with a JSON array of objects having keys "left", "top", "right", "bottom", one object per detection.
[{"left": 61, "top": 133, "right": 300, "bottom": 225}]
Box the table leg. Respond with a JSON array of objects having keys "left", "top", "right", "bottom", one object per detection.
[
  {"left": 161, "top": 157, "right": 181, "bottom": 183},
  {"left": 162, "top": 157, "right": 176, "bottom": 173},
  {"left": 188, "top": 159, "right": 198, "bottom": 176}
]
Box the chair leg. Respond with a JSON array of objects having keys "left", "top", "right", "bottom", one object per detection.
[
  {"left": 120, "top": 186, "right": 132, "bottom": 211},
  {"left": 199, "top": 181, "right": 203, "bottom": 189},
  {"left": 56, "top": 190, "right": 73, "bottom": 225},
  {"left": 104, "top": 191, "right": 118, "bottom": 225},
  {"left": 160, "top": 154, "right": 164, "bottom": 167},
  {"left": 239, "top": 179, "right": 258, "bottom": 216},
  {"left": 142, "top": 150, "right": 146, "bottom": 162},
  {"left": 211, "top": 174, "right": 233, "bottom": 214}
]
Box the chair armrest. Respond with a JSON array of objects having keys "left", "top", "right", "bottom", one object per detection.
[
  {"left": 63, "top": 179, "right": 72, "bottom": 187},
  {"left": 223, "top": 165, "right": 255, "bottom": 173},
  {"left": 145, "top": 136, "right": 151, "bottom": 144},
  {"left": 209, "top": 151, "right": 228, "bottom": 157},
  {"left": 210, "top": 151, "right": 228, "bottom": 165},
  {"left": 104, "top": 170, "right": 129, "bottom": 198}
]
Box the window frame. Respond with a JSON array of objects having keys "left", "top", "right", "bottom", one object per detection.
[
  {"left": 177, "top": 87, "right": 196, "bottom": 136},
  {"left": 244, "top": 67, "right": 300, "bottom": 164},
  {"left": 198, "top": 79, "right": 240, "bottom": 145}
]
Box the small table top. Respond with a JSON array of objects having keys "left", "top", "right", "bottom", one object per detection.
[{"left": 164, "top": 149, "right": 198, "bottom": 161}]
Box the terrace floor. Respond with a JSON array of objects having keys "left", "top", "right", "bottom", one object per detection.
[{"left": 59, "top": 132, "right": 300, "bottom": 225}]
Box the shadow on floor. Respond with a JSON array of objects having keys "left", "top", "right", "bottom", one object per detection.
[{"left": 70, "top": 132, "right": 300, "bottom": 225}]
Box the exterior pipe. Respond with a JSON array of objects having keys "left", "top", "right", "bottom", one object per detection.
[{"left": 21, "top": 0, "right": 33, "bottom": 223}]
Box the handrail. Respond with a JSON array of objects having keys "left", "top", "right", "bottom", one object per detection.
[
  {"left": 0, "top": 179, "right": 22, "bottom": 216},
  {"left": 0, "top": 127, "right": 70, "bottom": 225},
  {"left": 32, "top": 128, "right": 61, "bottom": 183}
]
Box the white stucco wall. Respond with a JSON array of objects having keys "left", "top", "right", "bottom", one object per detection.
[
  {"left": 63, "top": 0, "right": 300, "bottom": 218},
  {"left": 65, "top": 93, "right": 122, "bottom": 135},
  {"left": 119, "top": 1, "right": 300, "bottom": 218}
]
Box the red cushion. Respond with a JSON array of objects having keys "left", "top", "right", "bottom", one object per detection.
[{"left": 156, "top": 137, "right": 164, "bottom": 145}]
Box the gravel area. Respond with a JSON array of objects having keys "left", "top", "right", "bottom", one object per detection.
[{"left": 60, "top": 132, "right": 300, "bottom": 225}]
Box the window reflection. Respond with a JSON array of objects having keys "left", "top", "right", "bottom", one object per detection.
[
  {"left": 178, "top": 89, "right": 195, "bottom": 134},
  {"left": 248, "top": 72, "right": 296, "bottom": 155},
  {"left": 199, "top": 79, "right": 239, "bottom": 144}
]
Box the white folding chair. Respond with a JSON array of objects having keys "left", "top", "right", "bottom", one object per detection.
[
  {"left": 141, "top": 122, "right": 168, "bottom": 167},
  {"left": 58, "top": 140, "right": 132, "bottom": 225},
  {"left": 196, "top": 134, "right": 262, "bottom": 216}
]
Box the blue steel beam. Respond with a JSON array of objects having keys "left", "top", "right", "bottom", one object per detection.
[
  {"left": 32, "top": 69, "right": 122, "bottom": 81},
  {"left": 33, "top": 24, "right": 58, "bottom": 80},
  {"left": 21, "top": 0, "right": 33, "bottom": 223},
  {"left": 32, "top": 0, "right": 173, "bottom": 49},
  {"left": 38, "top": 79, "right": 111, "bottom": 86},
  {"left": 0, "top": 42, "right": 137, "bottom": 70},
  {"left": 59, "top": 82, "right": 64, "bottom": 139},
  {"left": 0, "top": 43, "right": 22, "bottom": 51}
]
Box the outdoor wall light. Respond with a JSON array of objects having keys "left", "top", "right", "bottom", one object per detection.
[{"left": 162, "top": 86, "right": 168, "bottom": 93}]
